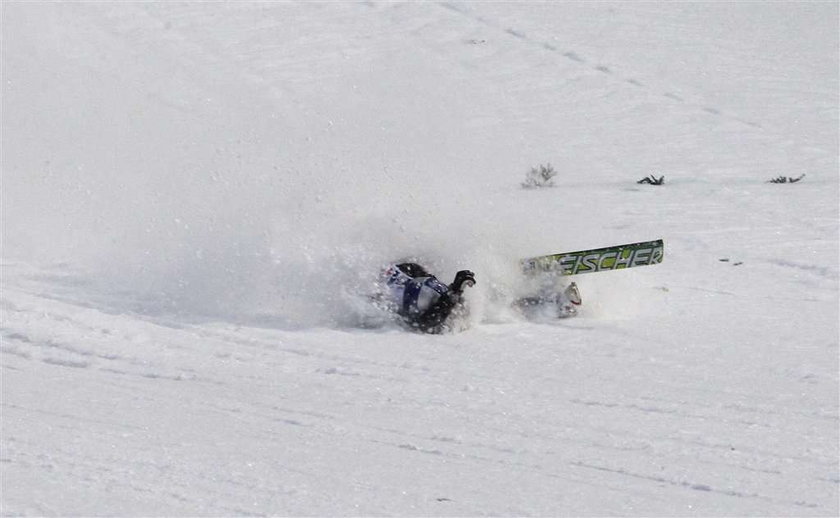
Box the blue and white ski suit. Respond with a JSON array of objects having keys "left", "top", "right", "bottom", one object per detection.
[
  {"left": 378, "top": 263, "right": 474, "bottom": 333},
  {"left": 382, "top": 264, "right": 450, "bottom": 318}
]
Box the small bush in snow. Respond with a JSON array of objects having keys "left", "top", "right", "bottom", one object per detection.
[
  {"left": 768, "top": 174, "right": 805, "bottom": 184},
  {"left": 637, "top": 174, "right": 665, "bottom": 185},
  {"left": 522, "top": 163, "right": 558, "bottom": 189}
]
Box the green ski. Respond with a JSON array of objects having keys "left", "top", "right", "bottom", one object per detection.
[{"left": 521, "top": 239, "right": 664, "bottom": 276}]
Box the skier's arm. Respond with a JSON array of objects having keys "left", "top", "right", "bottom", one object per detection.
[
  {"left": 412, "top": 270, "right": 475, "bottom": 333},
  {"left": 412, "top": 292, "right": 460, "bottom": 333}
]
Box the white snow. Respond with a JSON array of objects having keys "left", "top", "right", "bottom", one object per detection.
[{"left": 2, "top": 2, "right": 838, "bottom": 516}]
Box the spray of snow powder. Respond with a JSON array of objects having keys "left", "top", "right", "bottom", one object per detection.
[{"left": 3, "top": 4, "right": 653, "bottom": 328}]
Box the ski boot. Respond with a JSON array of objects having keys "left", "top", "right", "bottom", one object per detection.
[
  {"left": 557, "top": 282, "right": 581, "bottom": 318},
  {"left": 514, "top": 281, "right": 582, "bottom": 319}
]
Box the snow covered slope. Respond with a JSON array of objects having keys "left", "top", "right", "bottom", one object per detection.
[{"left": 2, "top": 2, "right": 838, "bottom": 515}]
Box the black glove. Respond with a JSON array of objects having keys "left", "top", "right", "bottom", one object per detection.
[{"left": 450, "top": 270, "right": 476, "bottom": 293}]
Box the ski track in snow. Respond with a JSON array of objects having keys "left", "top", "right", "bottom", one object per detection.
[
  {"left": 2, "top": 1, "right": 838, "bottom": 515},
  {"left": 438, "top": 1, "right": 761, "bottom": 129}
]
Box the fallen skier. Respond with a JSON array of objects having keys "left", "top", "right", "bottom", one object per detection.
[{"left": 375, "top": 262, "right": 476, "bottom": 334}]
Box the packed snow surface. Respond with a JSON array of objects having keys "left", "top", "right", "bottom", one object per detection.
[{"left": 2, "top": 2, "right": 838, "bottom": 516}]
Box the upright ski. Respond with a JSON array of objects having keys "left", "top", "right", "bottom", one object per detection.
[{"left": 521, "top": 239, "right": 664, "bottom": 276}]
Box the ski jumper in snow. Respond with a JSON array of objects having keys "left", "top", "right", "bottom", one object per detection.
[{"left": 381, "top": 263, "right": 475, "bottom": 333}]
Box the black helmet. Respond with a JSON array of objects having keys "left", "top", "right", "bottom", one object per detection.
[{"left": 396, "top": 262, "right": 430, "bottom": 278}]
